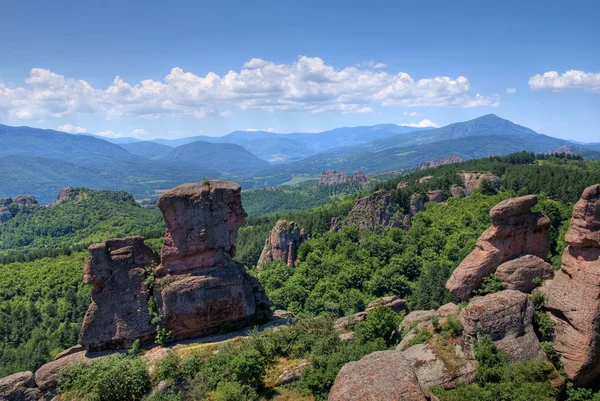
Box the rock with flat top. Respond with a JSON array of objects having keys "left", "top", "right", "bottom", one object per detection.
[{"left": 495, "top": 255, "right": 553, "bottom": 292}]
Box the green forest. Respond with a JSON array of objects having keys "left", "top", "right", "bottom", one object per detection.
[{"left": 1, "top": 152, "right": 600, "bottom": 400}]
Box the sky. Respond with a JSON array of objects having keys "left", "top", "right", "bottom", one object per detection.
[{"left": 0, "top": 0, "right": 598, "bottom": 142}]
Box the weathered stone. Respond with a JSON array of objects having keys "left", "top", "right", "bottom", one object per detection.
[
  {"left": 400, "top": 340, "right": 477, "bottom": 390},
  {"left": 329, "top": 351, "right": 437, "bottom": 401},
  {"left": 49, "top": 188, "right": 73, "bottom": 207},
  {"left": 79, "top": 237, "right": 159, "bottom": 351},
  {"left": 275, "top": 361, "right": 312, "bottom": 386},
  {"left": 13, "top": 195, "right": 37, "bottom": 207},
  {"left": 427, "top": 190, "right": 447, "bottom": 203},
  {"left": 346, "top": 190, "right": 405, "bottom": 231},
  {"left": 157, "top": 181, "right": 246, "bottom": 275},
  {"left": 397, "top": 181, "right": 410, "bottom": 189},
  {"left": 0, "top": 371, "right": 39, "bottom": 401},
  {"left": 460, "top": 290, "right": 546, "bottom": 363},
  {"left": 495, "top": 255, "right": 554, "bottom": 292},
  {"left": 418, "top": 156, "right": 464, "bottom": 170},
  {"left": 54, "top": 345, "right": 85, "bottom": 361},
  {"left": 319, "top": 170, "right": 349, "bottom": 186},
  {"left": 450, "top": 185, "right": 467, "bottom": 198},
  {"left": 410, "top": 194, "right": 426, "bottom": 216},
  {"left": 400, "top": 310, "right": 436, "bottom": 332},
  {"left": 541, "top": 184, "right": 600, "bottom": 386},
  {"left": 0, "top": 206, "right": 12, "bottom": 223},
  {"left": 446, "top": 195, "right": 551, "bottom": 300},
  {"left": 458, "top": 171, "right": 501, "bottom": 195},
  {"left": 330, "top": 216, "right": 342, "bottom": 233},
  {"left": 366, "top": 296, "right": 408, "bottom": 313},
  {"left": 257, "top": 220, "right": 307, "bottom": 269},
  {"left": 34, "top": 350, "right": 114, "bottom": 391},
  {"left": 417, "top": 176, "right": 433, "bottom": 184},
  {"left": 352, "top": 171, "right": 367, "bottom": 184},
  {"left": 334, "top": 312, "right": 367, "bottom": 332}
]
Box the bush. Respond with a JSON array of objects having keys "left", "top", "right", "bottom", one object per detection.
[
  {"left": 181, "top": 352, "right": 202, "bottom": 379},
  {"left": 403, "top": 328, "right": 433, "bottom": 349},
  {"left": 440, "top": 315, "right": 463, "bottom": 338},
  {"left": 213, "top": 381, "right": 258, "bottom": 401},
  {"left": 59, "top": 355, "right": 150, "bottom": 401},
  {"left": 229, "top": 348, "right": 267, "bottom": 386},
  {"left": 354, "top": 306, "right": 403, "bottom": 346},
  {"left": 155, "top": 352, "right": 180, "bottom": 382},
  {"left": 472, "top": 275, "right": 504, "bottom": 296}
]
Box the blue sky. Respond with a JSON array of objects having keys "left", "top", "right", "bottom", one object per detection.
[{"left": 0, "top": 0, "right": 598, "bottom": 141}]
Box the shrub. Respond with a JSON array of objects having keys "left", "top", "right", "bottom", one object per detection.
[
  {"left": 59, "top": 355, "right": 150, "bottom": 401},
  {"left": 534, "top": 311, "right": 555, "bottom": 341},
  {"left": 403, "top": 328, "right": 433, "bottom": 349},
  {"left": 155, "top": 352, "right": 180, "bottom": 382},
  {"left": 472, "top": 275, "right": 504, "bottom": 296},
  {"left": 213, "top": 381, "right": 258, "bottom": 401},
  {"left": 155, "top": 327, "right": 173, "bottom": 346},
  {"left": 229, "top": 348, "right": 267, "bottom": 386},
  {"left": 181, "top": 352, "right": 202, "bottom": 379},
  {"left": 440, "top": 315, "right": 463, "bottom": 338},
  {"left": 474, "top": 336, "right": 509, "bottom": 384},
  {"left": 354, "top": 306, "right": 403, "bottom": 346}
]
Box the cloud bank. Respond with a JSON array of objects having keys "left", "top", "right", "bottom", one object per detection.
[{"left": 529, "top": 70, "right": 600, "bottom": 93}]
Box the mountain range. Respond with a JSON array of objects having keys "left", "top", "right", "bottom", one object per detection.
[{"left": 1, "top": 115, "right": 598, "bottom": 204}]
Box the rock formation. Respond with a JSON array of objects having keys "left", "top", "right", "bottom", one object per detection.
[
  {"left": 13, "top": 195, "right": 37, "bottom": 207},
  {"left": 410, "top": 194, "right": 426, "bottom": 216},
  {"left": 427, "top": 190, "right": 446, "bottom": 203},
  {"left": 494, "top": 255, "right": 553, "bottom": 293},
  {"left": 0, "top": 371, "right": 40, "bottom": 401},
  {"left": 418, "top": 156, "right": 464, "bottom": 170},
  {"left": 460, "top": 290, "right": 546, "bottom": 363},
  {"left": 0, "top": 202, "right": 12, "bottom": 224},
  {"left": 450, "top": 185, "right": 467, "bottom": 198},
  {"left": 541, "top": 184, "right": 600, "bottom": 386},
  {"left": 417, "top": 176, "right": 433, "bottom": 184},
  {"left": 458, "top": 171, "right": 501, "bottom": 195},
  {"left": 352, "top": 171, "right": 367, "bottom": 183},
  {"left": 155, "top": 181, "right": 269, "bottom": 341},
  {"left": 257, "top": 220, "right": 307, "bottom": 269},
  {"left": 79, "top": 237, "right": 159, "bottom": 352},
  {"left": 334, "top": 296, "right": 407, "bottom": 332},
  {"left": 329, "top": 351, "right": 438, "bottom": 401},
  {"left": 446, "top": 195, "right": 551, "bottom": 300},
  {"left": 397, "top": 181, "right": 409, "bottom": 189},
  {"left": 345, "top": 190, "right": 406, "bottom": 231},
  {"left": 319, "top": 170, "right": 349, "bottom": 185}
]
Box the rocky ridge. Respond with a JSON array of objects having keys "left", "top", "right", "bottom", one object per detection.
[{"left": 257, "top": 220, "right": 307, "bottom": 268}]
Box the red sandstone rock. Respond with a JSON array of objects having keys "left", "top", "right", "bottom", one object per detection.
[
  {"left": 446, "top": 195, "right": 550, "bottom": 300},
  {"left": 495, "top": 255, "right": 554, "bottom": 292},
  {"left": 79, "top": 237, "right": 159, "bottom": 352},
  {"left": 458, "top": 171, "right": 501, "bottom": 195},
  {"left": 329, "top": 351, "right": 438, "bottom": 401},
  {"left": 346, "top": 190, "right": 406, "bottom": 231},
  {"left": 0, "top": 371, "right": 39, "bottom": 401},
  {"left": 410, "top": 193, "right": 426, "bottom": 216},
  {"left": 541, "top": 184, "right": 600, "bottom": 386},
  {"left": 319, "top": 170, "right": 349, "bottom": 185},
  {"left": 450, "top": 185, "right": 467, "bottom": 198},
  {"left": 417, "top": 176, "right": 433, "bottom": 184},
  {"left": 418, "top": 156, "right": 464, "bottom": 170},
  {"left": 257, "top": 220, "right": 307, "bottom": 269},
  {"left": 352, "top": 171, "right": 367, "bottom": 183},
  {"left": 397, "top": 181, "right": 410, "bottom": 189},
  {"left": 460, "top": 290, "right": 546, "bottom": 363},
  {"left": 427, "top": 190, "right": 446, "bottom": 203}
]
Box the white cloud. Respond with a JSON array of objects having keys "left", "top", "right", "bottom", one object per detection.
[
  {"left": 403, "top": 111, "right": 424, "bottom": 117},
  {"left": 132, "top": 128, "right": 146, "bottom": 135},
  {"left": 506, "top": 87, "right": 517, "bottom": 94},
  {"left": 246, "top": 128, "right": 276, "bottom": 132},
  {"left": 529, "top": 70, "right": 600, "bottom": 93},
  {"left": 401, "top": 119, "right": 440, "bottom": 128},
  {"left": 96, "top": 130, "right": 122, "bottom": 138},
  {"left": 58, "top": 124, "right": 87, "bottom": 133},
  {"left": 0, "top": 57, "right": 498, "bottom": 121}
]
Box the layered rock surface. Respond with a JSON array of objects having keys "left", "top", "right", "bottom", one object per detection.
[
  {"left": 446, "top": 195, "right": 551, "bottom": 300},
  {"left": 345, "top": 190, "right": 407, "bottom": 231},
  {"left": 257, "top": 220, "right": 307, "bottom": 269},
  {"left": 79, "top": 237, "right": 159, "bottom": 352},
  {"left": 418, "top": 156, "right": 464, "bottom": 170},
  {"left": 458, "top": 171, "right": 501, "bottom": 195},
  {"left": 319, "top": 170, "right": 349, "bottom": 185},
  {"left": 541, "top": 184, "right": 600, "bottom": 386}
]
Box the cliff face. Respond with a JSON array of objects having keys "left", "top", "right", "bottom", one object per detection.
[
  {"left": 257, "top": 220, "right": 307, "bottom": 269},
  {"left": 319, "top": 170, "right": 367, "bottom": 185},
  {"left": 345, "top": 190, "right": 407, "bottom": 231},
  {"left": 418, "top": 155, "right": 464, "bottom": 170},
  {"left": 458, "top": 171, "right": 501, "bottom": 195},
  {"left": 79, "top": 180, "right": 270, "bottom": 349},
  {"left": 541, "top": 184, "right": 600, "bottom": 386}
]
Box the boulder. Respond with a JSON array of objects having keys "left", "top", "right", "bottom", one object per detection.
[
  {"left": 329, "top": 351, "right": 437, "bottom": 401},
  {"left": 345, "top": 190, "right": 406, "bottom": 231},
  {"left": 319, "top": 170, "right": 349, "bottom": 186},
  {"left": 397, "top": 181, "right": 409, "bottom": 189},
  {"left": 410, "top": 194, "right": 426, "bottom": 216},
  {"left": 427, "top": 190, "right": 446, "bottom": 203},
  {"left": 34, "top": 350, "right": 114, "bottom": 391},
  {"left": 79, "top": 237, "right": 159, "bottom": 351},
  {"left": 155, "top": 181, "right": 269, "bottom": 341},
  {"left": 450, "top": 185, "right": 467, "bottom": 198},
  {"left": 400, "top": 340, "right": 477, "bottom": 390},
  {"left": 417, "top": 176, "right": 433, "bottom": 184},
  {"left": 541, "top": 184, "right": 600, "bottom": 386},
  {"left": 275, "top": 361, "right": 312, "bottom": 386},
  {"left": 460, "top": 290, "right": 546, "bottom": 363},
  {"left": 366, "top": 296, "right": 407, "bottom": 313},
  {"left": 54, "top": 345, "right": 85, "bottom": 361},
  {"left": 13, "top": 195, "right": 37, "bottom": 207},
  {"left": 0, "top": 371, "right": 40, "bottom": 401},
  {"left": 495, "top": 255, "right": 554, "bottom": 292},
  {"left": 257, "top": 220, "right": 307, "bottom": 269},
  {"left": 458, "top": 171, "right": 501, "bottom": 195},
  {"left": 352, "top": 171, "right": 367, "bottom": 184},
  {"left": 446, "top": 195, "right": 551, "bottom": 300}
]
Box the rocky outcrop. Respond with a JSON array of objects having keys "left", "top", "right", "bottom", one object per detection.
[
  {"left": 345, "top": 190, "right": 406, "bottom": 231},
  {"left": 417, "top": 176, "right": 433, "bottom": 184},
  {"left": 495, "top": 255, "right": 553, "bottom": 293},
  {"left": 0, "top": 371, "right": 40, "bottom": 401},
  {"left": 418, "top": 156, "right": 464, "bottom": 170},
  {"left": 319, "top": 170, "right": 349, "bottom": 185},
  {"left": 257, "top": 220, "right": 307, "bottom": 269},
  {"left": 155, "top": 181, "right": 269, "bottom": 341},
  {"left": 397, "top": 181, "right": 409, "bottom": 189},
  {"left": 450, "top": 185, "right": 467, "bottom": 198},
  {"left": 458, "top": 171, "right": 501, "bottom": 195},
  {"left": 548, "top": 145, "right": 577, "bottom": 155},
  {"left": 329, "top": 351, "right": 438, "bottom": 401},
  {"left": 427, "top": 190, "right": 446, "bottom": 203},
  {"left": 460, "top": 290, "right": 546, "bottom": 363},
  {"left": 410, "top": 194, "right": 426, "bottom": 216},
  {"left": 79, "top": 237, "right": 159, "bottom": 352},
  {"left": 49, "top": 188, "right": 73, "bottom": 207},
  {"left": 0, "top": 204, "right": 12, "bottom": 223},
  {"left": 329, "top": 216, "right": 342, "bottom": 233},
  {"left": 0, "top": 196, "right": 39, "bottom": 223},
  {"left": 13, "top": 195, "right": 37, "bottom": 207},
  {"left": 446, "top": 195, "right": 551, "bottom": 300},
  {"left": 334, "top": 296, "right": 408, "bottom": 332},
  {"left": 541, "top": 184, "right": 600, "bottom": 386},
  {"left": 352, "top": 171, "right": 367, "bottom": 183}
]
